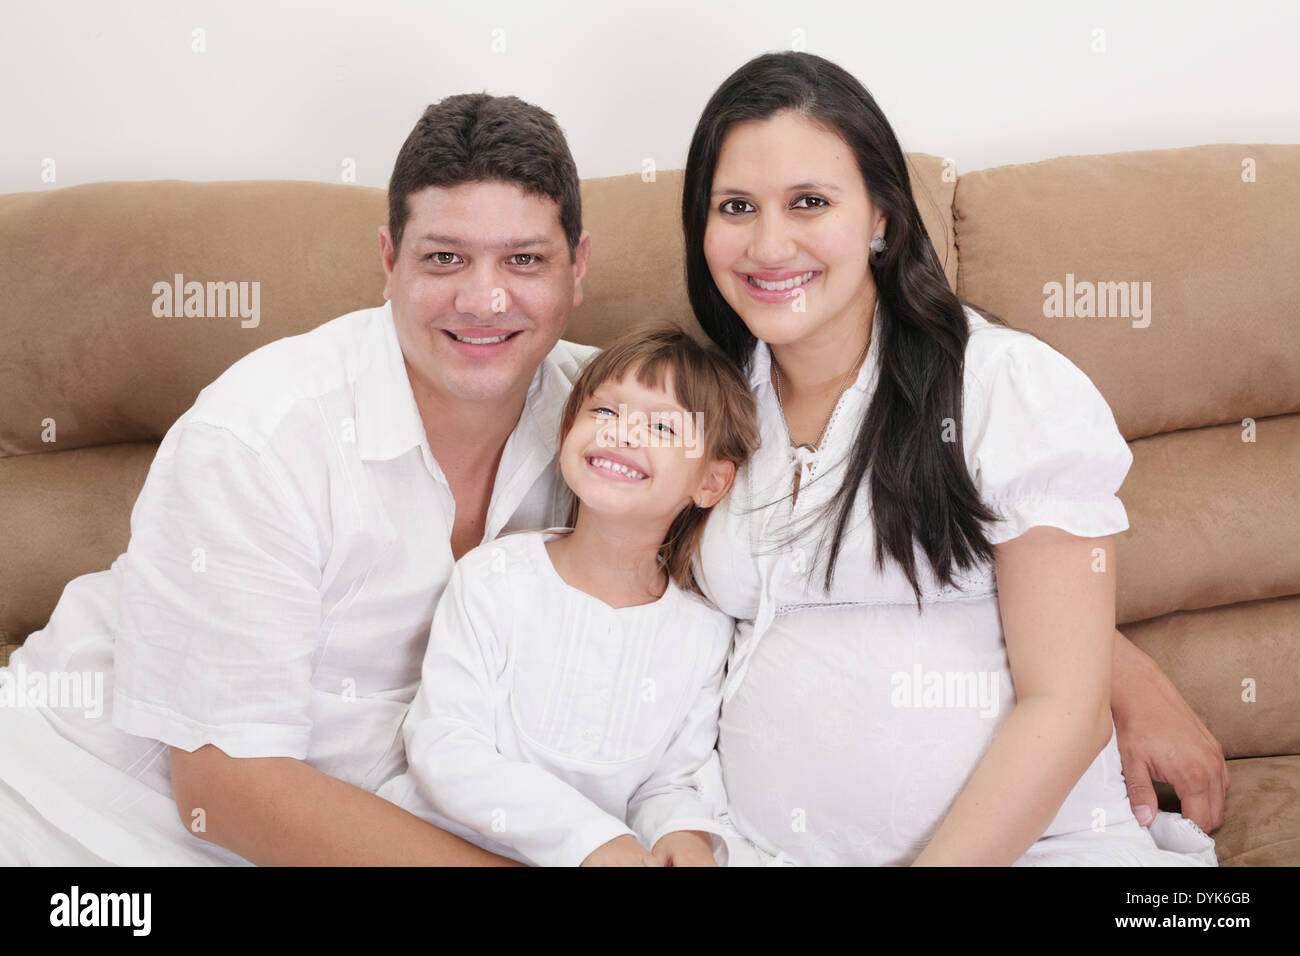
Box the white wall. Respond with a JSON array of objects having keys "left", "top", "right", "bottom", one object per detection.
[{"left": 2, "top": 0, "right": 1297, "bottom": 194}]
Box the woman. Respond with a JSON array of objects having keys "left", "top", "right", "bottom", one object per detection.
[{"left": 683, "top": 51, "right": 1225, "bottom": 865}]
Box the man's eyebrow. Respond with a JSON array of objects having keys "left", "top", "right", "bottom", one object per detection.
[
  {"left": 709, "top": 181, "right": 841, "bottom": 197},
  {"left": 413, "top": 232, "right": 557, "bottom": 251}
]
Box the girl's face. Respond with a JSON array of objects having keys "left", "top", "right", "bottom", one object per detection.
[
  {"left": 559, "top": 369, "right": 734, "bottom": 529},
  {"left": 703, "top": 110, "right": 887, "bottom": 353}
]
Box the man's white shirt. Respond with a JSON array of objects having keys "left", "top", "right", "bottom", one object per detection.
[{"left": 0, "top": 301, "right": 597, "bottom": 863}]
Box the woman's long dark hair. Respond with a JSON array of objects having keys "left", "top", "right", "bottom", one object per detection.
[{"left": 683, "top": 51, "right": 999, "bottom": 604}]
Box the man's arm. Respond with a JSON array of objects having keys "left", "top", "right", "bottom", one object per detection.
[
  {"left": 113, "top": 422, "right": 517, "bottom": 865},
  {"left": 1110, "top": 628, "right": 1230, "bottom": 832},
  {"left": 170, "top": 745, "right": 524, "bottom": 866}
]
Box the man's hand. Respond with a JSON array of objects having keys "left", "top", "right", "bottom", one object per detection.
[
  {"left": 580, "top": 834, "right": 663, "bottom": 867},
  {"left": 651, "top": 830, "right": 718, "bottom": 867},
  {"left": 1111, "top": 631, "right": 1230, "bottom": 832}
]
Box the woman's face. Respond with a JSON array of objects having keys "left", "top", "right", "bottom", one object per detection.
[{"left": 703, "top": 110, "right": 886, "bottom": 353}]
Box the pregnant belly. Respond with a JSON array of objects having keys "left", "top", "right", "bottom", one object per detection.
[{"left": 717, "top": 599, "right": 1015, "bottom": 866}]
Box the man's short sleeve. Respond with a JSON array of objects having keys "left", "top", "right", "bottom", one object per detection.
[{"left": 112, "top": 420, "right": 324, "bottom": 759}]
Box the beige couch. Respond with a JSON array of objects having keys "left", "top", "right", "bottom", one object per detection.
[{"left": 2, "top": 145, "right": 1297, "bottom": 864}]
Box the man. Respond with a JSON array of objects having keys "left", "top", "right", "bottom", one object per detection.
[{"left": 0, "top": 93, "right": 597, "bottom": 865}]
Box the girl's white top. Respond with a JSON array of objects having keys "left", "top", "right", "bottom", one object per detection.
[
  {"left": 377, "top": 528, "right": 736, "bottom": 867},
  {"left": 692, "top": 305, "right": 1213, "bottom": 866}
]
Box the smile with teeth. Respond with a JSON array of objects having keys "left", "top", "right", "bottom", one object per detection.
[
  {"left": 448, "top": 331, "right": 517, "bottom": 344},
  {"left": 746, "top": 271, "right": 817, "bottom": 291},
  {"left": 587, "top": 456, "right": 647, "bottom": 480}
]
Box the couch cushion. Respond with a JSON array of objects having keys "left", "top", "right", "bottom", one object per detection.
[
  {"left": 0, "top": 180, "right": 390, "bottom": 457},
  {"left": 0, "top": 442, "right": 157, "bottom": 648},
  {"left": 1117, "top": 413, "right": 1300, "bottom": 624},
  {"left": 1212, "top": 755, "right": 1300, "bottom": 865},
  {"left": 1123, "top": 595, "right": 1300, "bottom": 760},
  {"left": 953, "top": 144, "right": 1300, "bottom": 441}
]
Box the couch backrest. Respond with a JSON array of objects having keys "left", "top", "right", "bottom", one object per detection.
[
  {"left": 0, "top": 154, "right": 954, "bottom": 651},
  {"left": 955, "top": 144, "right": 1300, "bottom": 758},
  {"left": 0, "top": 180, "right": 391, "bottom": 651},
  {"left": 3, "top": 148, "right": 1296, "bottom": 762}
]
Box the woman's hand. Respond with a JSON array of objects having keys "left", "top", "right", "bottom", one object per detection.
[
  {"left": 580, "top": 834, "right": 663, "bottom": 867},
  {"left": 652, "top": 830, "right": 719, "bottom": 867},
  {"left": 1110, "top": 630, "right": 1230, "bottom": 833}
]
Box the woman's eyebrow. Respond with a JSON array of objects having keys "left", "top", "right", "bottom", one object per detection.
[
  {"left": 788, "top": 181, "right": 840, "bottom": 194},
  {"left": 710, "top": 181, "right": 841, "bottom": 197}
]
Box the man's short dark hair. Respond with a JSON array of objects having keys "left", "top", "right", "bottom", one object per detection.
[{"left": 388, "top": 93, "right": 582, "bottom": 261}]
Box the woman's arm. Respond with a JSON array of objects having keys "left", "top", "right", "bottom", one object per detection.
[
  {"left": 911, "top": 527, "right": 1117, "bottom": 866},
  {"left": 1110, "top": 630, "right": 1230, "bottom": 831}
]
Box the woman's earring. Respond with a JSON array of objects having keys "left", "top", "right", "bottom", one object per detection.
[{"left": 869, "top": 235, "right": 887, "bottom": 259}]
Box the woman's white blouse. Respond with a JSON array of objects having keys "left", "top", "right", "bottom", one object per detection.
[
  {"left": 377, "top": 529, "right": 736, "bottom": 867},
  {"left": 693, "top": 306, "right": 1145, "bottom": 866}
]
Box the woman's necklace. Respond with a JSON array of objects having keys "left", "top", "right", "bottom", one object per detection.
[{"left": 771, "top": 335, "right": 871, "bottom": 505}]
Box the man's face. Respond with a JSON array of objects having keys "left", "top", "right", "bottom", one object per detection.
[{"left": 380, "top": 180, "right": 590, "bottom": 409}]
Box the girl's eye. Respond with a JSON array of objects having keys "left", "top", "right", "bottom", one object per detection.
[
  {"left": 425, "top": 251, "right": 461, "bottom": 265},
  {"left": 590, "top": 406, "right": 673, "bottom": 435},
  {"left": 719, "top": 198, "right": 754, "bottom": 216},
  {"left": 792, "top": 194, "right": 829, "bottom": 209}
]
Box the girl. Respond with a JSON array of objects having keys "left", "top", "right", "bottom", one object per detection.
[
  {"left": 377, "top": 326, "right": 759, "bottom": 866},
  {"left": 682, "top": 52, "right": 1221, "bottom": 866}
]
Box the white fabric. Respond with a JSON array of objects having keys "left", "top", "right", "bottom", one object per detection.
[
  {"left": 375, "top": 528, "right": 736, "bottom": 867},
  {"left": 0, "top": 774, "right": 113, "bottom": 867},
  {"left": 0, "top": 700, "right": 246, "bottom": 866},
  {"left": 1013, "top": 814, "right": 1218, "bottom": 866},
  {"left": 692, "top": 305, "right": 1217, "bottom": 867},
  {"left": 0, "top": 301, "right": 596, "bottom": 865},
  {"left": 1145, "top": 811, "right": 1219, "bottom": 865}
]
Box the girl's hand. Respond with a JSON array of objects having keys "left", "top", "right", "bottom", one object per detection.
[
  {"left": 652, "top": 830, "right": 719, "bottom": 867},
  {"left": 580, "top": 834, "right": 663, "bottom": 866},
  {"left": 1111, "top": 631, "right": 1230, "bottom": 833}
]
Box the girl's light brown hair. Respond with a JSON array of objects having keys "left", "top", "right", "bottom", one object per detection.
[{"left": 556, "top": 324, "right": 760, "bottom": 597}]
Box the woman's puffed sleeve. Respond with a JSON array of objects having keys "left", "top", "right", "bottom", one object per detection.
[{"left": 963, "top": 333, "right": 1134, "bottom": 546}]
